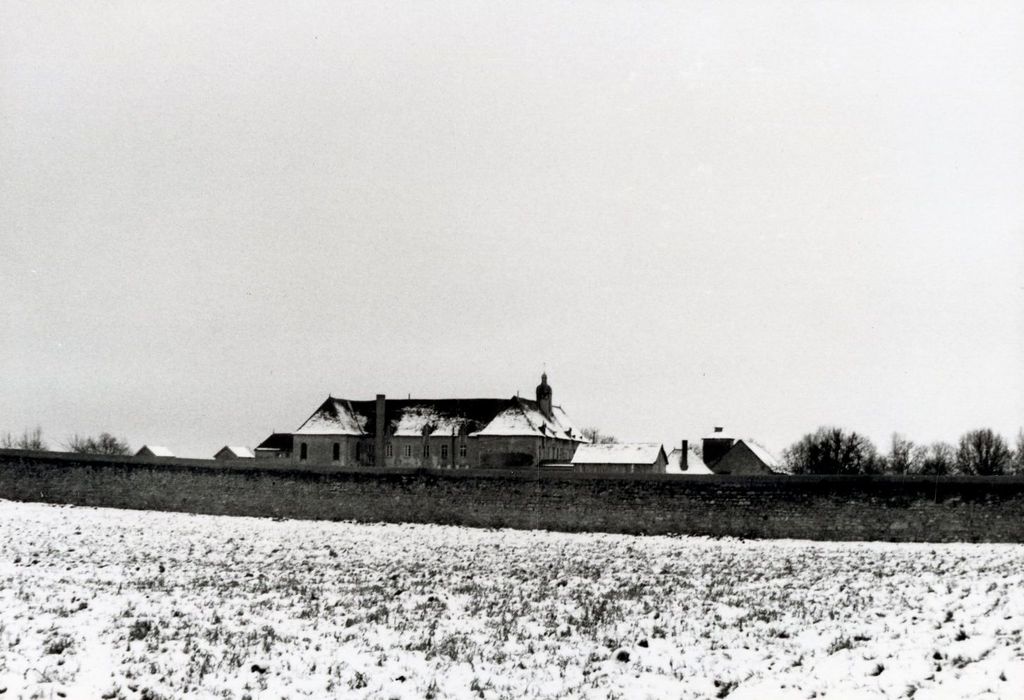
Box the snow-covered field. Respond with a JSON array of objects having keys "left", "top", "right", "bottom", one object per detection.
[{"left": 1, "top": 501, "right": 1023, "bottom": 699}]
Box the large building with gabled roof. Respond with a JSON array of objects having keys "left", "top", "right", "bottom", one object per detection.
[{"left": 258, "top": 373, "right": 587, "bottom": 469}]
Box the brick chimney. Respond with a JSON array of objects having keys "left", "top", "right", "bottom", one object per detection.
[{"left": 374, "top": 394, "right": 385, "bottom": 467}]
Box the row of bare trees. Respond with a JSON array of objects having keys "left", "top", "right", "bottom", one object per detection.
[
  {"left": 783, "top": 427, "right": 1024, "bottom": 476},
  {"left": 581, "top": 427, "right": 618, "bottom": 444},
  {"left": 1, "top": 427, "right": 131, "bottom": 455}
]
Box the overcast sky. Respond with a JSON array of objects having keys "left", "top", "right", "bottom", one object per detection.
[{"left": 2, "top": 1, "right": 1022, "bottom": 458}]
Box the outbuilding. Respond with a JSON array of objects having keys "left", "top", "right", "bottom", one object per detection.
[
  {"left": 135, "top": 445, "right": 174, "bottom": 458},
  {"left": 699, "top": 427, "right": 781, "bottom": 474},
  {"left": 570, "top": 442, "right": 668, "bottom": 475},
  {"left": 711, "top": 439, "right": 780, "bottom": 474},
  {"left": 214, "top": 445, "right": 254, "bottom": 460}
]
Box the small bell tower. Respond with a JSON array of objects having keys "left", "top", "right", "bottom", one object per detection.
[{"left": 536, "top": 371, "right": 553, "bottom": 418}]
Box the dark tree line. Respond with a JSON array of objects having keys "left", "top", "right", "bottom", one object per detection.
[
  {"left": 1, "top": 427, "right": 130, "bottom": 455},
  {"left": 581, "top": 427, "right": 618, "bottom": 444},
  {"left": 65, "top": 432, "right": 132, "bottom": 455},
  {"left": 0, "top": 426, "right": 46, "bottom": 450},
  {"left": 783, "top": 426, "right": 1024, "bottom": 476}
]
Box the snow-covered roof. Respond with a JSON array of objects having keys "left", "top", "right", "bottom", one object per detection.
[
  {"left": 294, "top": 394, "right": 586, "bottom": 443},
  {"left": 472, "top": 404, "right": 536, "bottom": 437},
  {"left": 470, "top": 399, "right": 586, "bottom": 442},
  {"left": 666, "top": 447, "right": 713, "bottom": 475},
  {"left": 737, "top": 440, "right": 780, "bottom": 468},
  {"left": 217, "top": 446, "right": 254, "bottom": 459},
  {"left": 571, "top": 443, "right": 665, "bottom": 465},
  {"left": 389, "top": 406, "right": 475, "bottom": 438},
  {"left": 429, "top": 416, "right": 472, "bottom": 438},
  {"left": 295, "top": 399, "right": 369, "bottom": 436},
  {"left": 136, "top": 445, "right": 174, "bottom": 457},
  {"left": 390, "top": 405, "right": 441, "bottom": 437}
]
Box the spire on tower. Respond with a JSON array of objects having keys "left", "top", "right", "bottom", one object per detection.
[{"left": 536, "top": 369, "right": 553, "bottom": 417}]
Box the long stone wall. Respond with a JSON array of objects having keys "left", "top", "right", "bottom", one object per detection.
[{"left": 2, "top": 449, "right": 1024, "bottom": 542}]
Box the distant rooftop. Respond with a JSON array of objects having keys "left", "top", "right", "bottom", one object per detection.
[
  {"left": 666, "top": 447, "right": 713, "bottom": 475},
  {"left": 572, "top": 442, "right": 665, "bottom": 465},
  {"left": 136, "top": 445, "right": 174, "bottom": 458},
  {"left": 216, "top": 445, "right": 254, "bottom": 459},
  {"left": 294, "top": 396, "right": 587, "bottom": 443}
]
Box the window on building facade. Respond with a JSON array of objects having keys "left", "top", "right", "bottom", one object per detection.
[
  {"left": 459, "top": 443, "right": 467, "bottom": 458},
  {"left": 441, "top": 444, "right": 448, "bottom": 459},
  {"left": 386, "top": 443, "right": 393, "bottom": 457},
  {"left": 300, "top": 443, "right": 308, "bottom": 461},
  {"left": 423, "top": 443, "right": 430, "bottom": 458},
  {"left": 404, "top": 444, "right": 412, "bottom": 458},
  {"left": 332, "top": 443, "right": 340, "bottom": 461}
]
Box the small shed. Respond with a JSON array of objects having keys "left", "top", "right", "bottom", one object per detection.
[
  {"left": 136, "top": 445, "right": 174, "bottom": 458},
  {"left": 571, "top": 443, "right": 668, "bottom": 475},
  {"left": 214, "top": 445, "right": 254, "bottom": 460}
]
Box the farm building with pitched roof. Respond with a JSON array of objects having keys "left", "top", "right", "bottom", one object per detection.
[
  {"left": 571, "top": 442, "right": 668, "bottom": 475},
  {"left": 699, "top": 427, "right": 781, "bottom": 474},
  {"left": 214, "top": 445, "right": 254, "bottom": 460},
  {"left": 135, "top": 445, "right": 174, "bottom": 458}
]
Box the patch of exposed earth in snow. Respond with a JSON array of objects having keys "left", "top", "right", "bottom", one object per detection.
[{"left": 1, "top": 500, "right": 1023, "bottom": 699}]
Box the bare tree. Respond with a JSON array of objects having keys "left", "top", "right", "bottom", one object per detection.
[
  {"left": 886, "top": 433, "right": 919, "bottom": 475},
  {"left": 581, "top": 427, "right": 618, "bottom": 444},
  {"left": 1012, "top": 429, "right": 1024, "bottom": 475},
  {"left": 783, "top": 427, "right": 880, "bottom": 475},
  {"left": 955, "top": 429, "right": 1011, "bottom": 476},
  {"left": 1, "top": 426, "right": 47, "bottom": 450},
  {"left": 65, "top": 432, "right": 131, "bottom": 456},
  {"left": 911, "top": 442, "right": 956, "bottom": 475}
]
